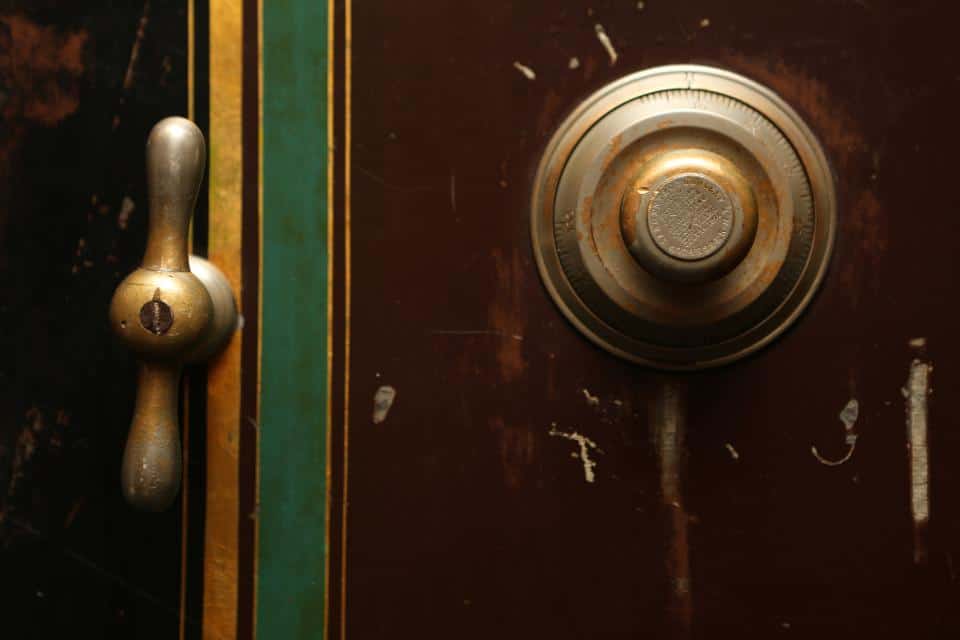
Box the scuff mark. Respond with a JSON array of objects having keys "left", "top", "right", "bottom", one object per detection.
[
  {"left": 594, "top": 24, "right": 618, "bottom": 66},
  {"left": 372, "top": 386, "right": 397, "bottom": 424},
  {"left": 908, "top": 337, "right": 927, "bottom": 349},
  {"left": 811, "top": 398, "right": 859, "bottom": 466},
  {"left": 637, "top": 1, "right": 646, "bottom": 9},
  {"left": 512, "top": 61, "right": 536, "bottom": 80},
  {"left": 548, "top": 423, "right": 599, "bottom": 483},
  {"left": 122, "top": 2, "right": 150, "bottom": 91},
  {"left": 581, "top": 388, "right": 600, "bottom": 407},
  {"left": 428, "top": 328, "right": 523, "bottom": 340},
  {"left": 568, "top": 56, "right": 580, "bottom": 69},
  {"left": 699, "top": 18, "right": 711, "bottom": 28},
  {"left": 652, "top": 382, "right": 693, "bottom": 637},
  {"left": 449, "top": 171, "right": 456, "bottom": 214},
  {"left": 903, "top": 359, "right": 932, "bottom": 565},
  {"left": 725, "top": 443, "right": 739, "bottom": 461}
]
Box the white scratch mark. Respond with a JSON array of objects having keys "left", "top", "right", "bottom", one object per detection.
[
  {"left": 725, "top": 443, "right": 739, "bottom": 461},
  {"left": 904, "top": 359, "right": 932, "bottom": 564},
  {"left": 549, "top": 423, "right": 599, "bottom": 483},
  {"left": 117, "top": 196, "right": 135, "bottom": 230},
  {"left": 568, "top": 56, "right": 580, "bottom": 69},
  {"left": 581, "top": 388, "right": 600, "bottom": 407},
  {"left": 909, "top": 337, "right": 927, "bottom": 348},
  {"left": 594, "top": 24, "right": 618, "bottom": 65},
  {"left": 699, "top": 17, "right": 711, "bottom": 27},
  {"left": 811, "top": 398, "right": 859, "bottom": 466},
  {"left": 512, "top": 61, "right": 536, "bottom": 80},
  {"left": 372, "top": 386, "right": 397, "bottom": 424}
]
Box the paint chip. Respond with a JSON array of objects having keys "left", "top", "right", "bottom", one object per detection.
[
  {"left": 594, "top": 24, "right": 618, "bottom": 65},
  {"left": 637, "top": 1, "right": 646, "bottom": 9},
  {"left": 549, "top": 423, "right": 600, "bottom": 483},
  {"left": 568, "top": 56, "right": 580, "bottom": 69},
  {"left": 118, "top": 196, "right": 135, "bottom": 229},
  {"left": 811, "top": 398, "right": 859, "bottom": 466},
  {"left": 904, "top": 359, "right": 932, "bottom": 564},
  {"left": 699, "top": 17, "right": 711, "bottom": 27},
  {"left": 909, "top": 337, "right": 927, "bottom": 348},
  {"left": 372, "top": 386, "right": 397, "bottom": 424},
  {"left": 581, "top": 388, "right": 600, "bottom": 407},
  {"left": 512, "top": 61, "right": 536, "bottom": 80}
]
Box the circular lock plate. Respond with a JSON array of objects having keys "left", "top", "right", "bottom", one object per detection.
[{"left": 531, "top": 65, "right": 836, "bottom": 369}]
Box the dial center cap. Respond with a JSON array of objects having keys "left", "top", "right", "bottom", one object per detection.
[{"left": 646, "top": 172, "right": 734, "bottom": 261}]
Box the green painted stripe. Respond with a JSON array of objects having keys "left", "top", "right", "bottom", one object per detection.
[{"left": 259, "top": 0, "right": 329, "bottom": 637}]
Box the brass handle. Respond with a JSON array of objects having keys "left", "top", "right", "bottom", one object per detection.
[{"left": 109, "top": 117, "right": 237, "bottom": 511}]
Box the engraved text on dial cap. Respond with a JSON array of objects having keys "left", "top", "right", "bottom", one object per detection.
[{"left": 647, "top": 173, "right": 734, "bottom": 261}]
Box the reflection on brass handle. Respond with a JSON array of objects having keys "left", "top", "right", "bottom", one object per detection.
[{"left": 109, "top": 117, "right": 237, "bottom": 511}]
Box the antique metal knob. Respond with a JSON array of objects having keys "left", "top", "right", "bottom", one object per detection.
[
  {"left": 531, "top": 65, "right": 836, "bottom": 369},
  {"left": 109, "top": 117, "right": 237, "bottom": 511}
]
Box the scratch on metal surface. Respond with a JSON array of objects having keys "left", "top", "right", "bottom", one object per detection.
[
  {"left": 114, "top": 0, "right": 152, "bottom": 130},
  {"left": 548, "top": 423, "right": 599, "bottom": 483},
  {"left": 512, "top": 61, "right": 536, "bottom": 80},
  {"left": 652, "top": 382, "right": 692, "bottom": 638},
  {"left": 594, "top": 24, "right": 618, "bottom": 66},
  {"left": 581, "top": 388, "right": 600, "bottom": 407},
  {"left": 428, "top": 328, "right": 523, "bottom": 341},
  {"left": 903, "top": 359, "right": 932, "bottom": 565},
  {"left": 811, "top": 398, "right": 859, "bottom": 466},
  {"left": 372, "top": 386, "right": 397, "bottom": 424},
  {"left": 725, "top": 443, "right": 740, "bottom": 461}
]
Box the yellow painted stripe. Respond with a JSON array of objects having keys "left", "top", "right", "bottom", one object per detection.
[
  {"left": 340, "top": 2, "right": 352, "bottom": 638},
  {"left": 205, "top": 0, "right": 244, "bottom": 637}
]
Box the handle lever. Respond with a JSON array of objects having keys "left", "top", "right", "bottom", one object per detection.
[{"left": 109, "top": 117, "right": 236, "bottom": 511}]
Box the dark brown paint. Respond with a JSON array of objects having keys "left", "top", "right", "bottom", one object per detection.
[
  {"left": 339, "top": 0, "right": 960, "bottom": 637},
  {"left": 0, "top": 3, "right": 192, "bottom": 638}
]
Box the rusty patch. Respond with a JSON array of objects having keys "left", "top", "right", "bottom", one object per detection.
[
  {"left": 488, "top": 248, "right": 528, "bottom": 382},
  {"left": 838, "top": 189, "right": 887, "bottom": 308},
  {"left": 0, "top": 15, "right": 88, "bottom": 127},
  {"left": 489, "top": 417, "right": 536, "bottom": 489},
  {"left": 536, "top": 88, "right": 565, "bottom": 138},
  {"left": 720, "top": 54, "right": 864, "bottom": 170}
]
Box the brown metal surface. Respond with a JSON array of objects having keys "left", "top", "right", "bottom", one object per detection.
[
  {"left": 0, "top": 2, "right": 196, "bottom": 635},
  {"left": 340, "top": 0, "right": 960, "bottom": 637}
]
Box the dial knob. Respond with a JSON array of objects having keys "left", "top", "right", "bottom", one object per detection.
[{"left": 531, "top": 65, "right": 836, "bottom": 369}]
